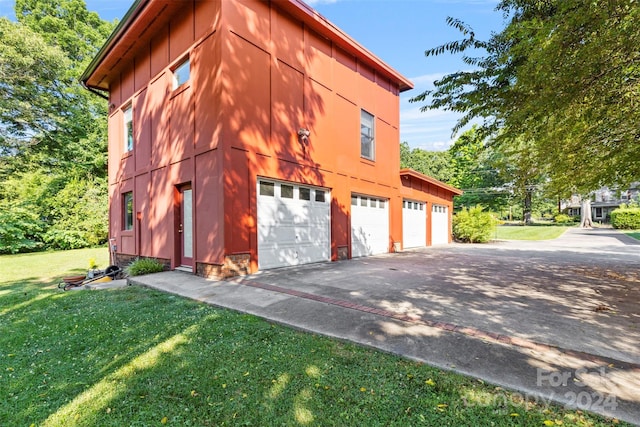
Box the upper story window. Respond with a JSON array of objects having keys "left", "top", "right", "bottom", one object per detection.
[
  {"left": 123, "top": 191, "right": 134, "bottom": 231},
  {"left": 173, "top": 57, "right": 190, "bottom": 89},
  {"left": 360, "top": 109, "right": 375, "bottom": 160},
  {"left": 123, "top": 104, "right": 133, "bottom": 152}
]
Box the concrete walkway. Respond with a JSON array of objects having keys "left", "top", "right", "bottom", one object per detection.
[{"left": 129, "top": 227, "right": 640, "bottom": 425}]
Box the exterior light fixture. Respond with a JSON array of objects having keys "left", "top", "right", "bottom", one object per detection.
[{"left": 297, "top": 128, "right": 310, "bottom": 145}]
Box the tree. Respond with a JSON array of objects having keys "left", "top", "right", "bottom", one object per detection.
[
  {"left": 399, "top": 142, "right": 453, "bottom": 182},
  {"left": 15, "top": 0, "right": 113, "bottom": 68},
  {"left": 411, "top": 0, "right": 640, "bottom": 195},
  {"left": 0, "top": 2, "right": 114, "bottom": 252},
  {"left": 447, "top": 127, "right": 510, "bottom": 212}
]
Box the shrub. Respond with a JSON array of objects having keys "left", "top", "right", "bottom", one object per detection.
[
  {"left": 452, "top": 206, "right": 497, "bottom": 243},
  {"left": 553, "top": 214, "right": 572, "bottom": 224},
  {"left": 611, "top": 206, "right": 640, "bottom": 229},
  {"left": 125, "top": 258, "right": 166, "bottom": 276},
  {"left": 0, "top": 204, "right": 44, "bottom": 254}
]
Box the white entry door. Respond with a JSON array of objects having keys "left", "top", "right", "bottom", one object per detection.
[
  {"left": 257, "top": 180, "right": 331, "bottom": 270},
  {"left": 402, "top": 199, "right": 426, "bottom": 248},
  {"left": 431, "top": 204, "right": 449, "bottom": 245},
  {"left": 351, "top": 194, "right": 389, "bottom": 257}
]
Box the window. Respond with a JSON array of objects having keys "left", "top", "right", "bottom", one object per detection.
[
  {"left": 351, "top": 195, "right": 358, "bottom": 206},
  {"left": 173, "top": 57, "right": 190, "bottom": 89},
  {"left": 123, "top": 105, "right": 133, "bottom": 152},
  {"left": 281, "top": 184, "right": 293, "bottom": 199},
  {"left": 595, "top": 207, "right": 603, "bottom": 218},
  {"left": 379, "top": 200, "right": 385, "bottom": 209},
  {"left": 360, "top": 109, "right": 375, "bottom": 160},
  {"left": 259, "top": 181, "right": 274, "bottom": 196},
  {"left": 315, "top": 190, "right": 326, "bottom": 203},
  {"left": 299, "top": 187, "right": 310, "bottom": 201},
  {"left": 123, "top": 192, "right": 134, "bottom": 230},
  {"left": 360, "top": 197, "right": 368, "bottom": 207}
]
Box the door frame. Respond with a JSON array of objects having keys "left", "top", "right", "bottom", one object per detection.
[{"left": 174, "top": 183, "right": 193, "bottom": 270}]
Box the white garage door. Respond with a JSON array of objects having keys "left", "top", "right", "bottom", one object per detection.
[
  {"left": 431, "top": 204, "right": 449, "bottom": 245},
  {"left": 351, "top": 194, "right": 389, "bottom": 257},
  {"left": 403, "top": 200, "right": 426, "bottom": 248},
  {"left": 257, "top": 180, "right": 330, "bottom": 269}
]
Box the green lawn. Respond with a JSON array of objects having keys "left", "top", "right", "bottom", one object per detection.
[
  {"left": 623, "top": 230, "right": 640, "bottom": 241},
  {"left": 495, "top": 225, "right": 570, "bottom": 240},
  {"left": 0, "top": 249, "right": 624, "bottom": 426}
]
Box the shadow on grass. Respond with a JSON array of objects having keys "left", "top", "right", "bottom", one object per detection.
[{"left": 0, "top": 278, "right": 617, "bottom": 426}]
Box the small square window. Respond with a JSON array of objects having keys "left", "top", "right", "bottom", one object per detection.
[
  {"left": 259, "top": 181, "right": 274, "bottom": 197},
  {"left": 315, "top": 190, "right": 326, "bottom": 203},
  {"left": 123, "top": 105, "right": 133, "bottom": 152},
  {"left": 360, "top": 197, "right": 368, "bottom": 207},
  {"left": 379, "top": 200, "right": 385, "bottom": 209},
  {"left": 408, "top": 201, "right": 413, "bottom": 209},
  {"left": 403, "top": 201, "right": 406, "bottom": 208},
  {"left": 299, "top": 187, "right": 310, "bottom": 201},
  {"left": 370, "top": 199, "right": 377, "bottom": 208},
  {"left": 281, "top": 184, "right": 293, "bottom": 199},
  {"left": 351, "top": 195, "right": 358, "bottom": 206},
  {"left": 123, "top": 191, "right": 133, "bottom": 231},
  {"left": 419, "top": 204, "right": 424, "bottom": 211},
  {"left": 360, "top": 109, "right": 375, "bottom": 160},
  {"left": 173, "top": 57, "right": 190, "bottom": 89}
]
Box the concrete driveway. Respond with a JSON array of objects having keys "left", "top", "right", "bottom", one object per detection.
[{"left": 132, "top": 227, "right": 640, "bottom": 424}]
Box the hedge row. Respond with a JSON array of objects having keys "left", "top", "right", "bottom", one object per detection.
[{"left": 611, "top": 207, "right": 640, "bottom": 229}]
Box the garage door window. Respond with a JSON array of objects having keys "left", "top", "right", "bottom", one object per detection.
[
  {"left": 260, "top": 181, "right": 275, "bottom": 196},
  {"left": 315, "top": 190, "right": 326, "bottom": 202},
  {"left": 299, "top": 187, "right": 310, "bottom": 200},
  {"left": 281, "top": 184, "right": 294, "bottom": 199}
]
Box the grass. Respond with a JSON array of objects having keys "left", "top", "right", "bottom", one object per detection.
[
  {"left": 623, "top": 230, "right": 640, "bottom": 241},
  {"left": 495, "top": 224, "right": 570, "bottom": 240},
  {"left": 0, "top": 249, "right": 626, "bottom": 426}
]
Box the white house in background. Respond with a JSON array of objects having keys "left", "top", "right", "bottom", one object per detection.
[{"left": 563, "top": 184, "right": 640, "bottom": 222}]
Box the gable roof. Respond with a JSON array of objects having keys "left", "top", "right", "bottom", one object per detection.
[
  {"left": 81, "top": 0, "right": 414, "bottom": 93},
  {"left": 400, "top": 168, "right": 463, "bottom": 196}
]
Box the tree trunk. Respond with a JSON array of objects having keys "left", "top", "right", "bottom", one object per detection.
[
  {"left": 523, "top": 190, "right": 532, "bottom": 224},
  {"left": 580, "top": 199, "right": 593, "bottom": 228}
]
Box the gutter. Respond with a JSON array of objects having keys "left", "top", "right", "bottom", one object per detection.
[
  {"left": 81, "top": 81, "right": 109, "bottom": 100},
  {"left": 79, "top": 0, "right": 148, "bottom": 88}
]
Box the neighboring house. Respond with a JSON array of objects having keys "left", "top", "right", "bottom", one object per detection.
[
  {"left": 81, "top": 0, "right": 462, "bottom": 278},
  {"left": 563, "top": 184, "right": 639, "bottom": 222}
]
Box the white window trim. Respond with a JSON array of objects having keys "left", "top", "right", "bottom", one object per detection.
[
  {"left": 123, "top": 104, "right": 133, "bottom": 152},
  {"left": 360, "top": 109, "right": 375, "bottom": 161},
  {"left": 173, "top": 57, "right": 190, "bottom": 90}
]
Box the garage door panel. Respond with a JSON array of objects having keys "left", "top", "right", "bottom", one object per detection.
[
  {"left": 258, "top": 180, "right": 331, "bottom": 270},
  {"left": 403, "top": 199, "right": 426, "bottom": 248},
  {"left": 431, "top": 204, "right": 449, "bottom": 245},
  {"left": 351, "top": 194, "right": 389, "bottom": 258}
]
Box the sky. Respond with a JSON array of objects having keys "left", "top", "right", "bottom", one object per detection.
[{"left": 0, "top": 0, "right": 506, "bottom": 151}]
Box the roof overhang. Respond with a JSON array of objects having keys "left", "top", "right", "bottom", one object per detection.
[
  {"left": 400, "top": 168, "right": 463, "bottom": 196},
  {"left": 80, "top": 0, "right": 184, "bottom": 91},
  {"left": 81, "top": 0, "right": 414, "bottom": 93}
]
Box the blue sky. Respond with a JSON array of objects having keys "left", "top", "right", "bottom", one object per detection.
[{"left": 0, "top": 0, "right": 506, "bottom": 151}]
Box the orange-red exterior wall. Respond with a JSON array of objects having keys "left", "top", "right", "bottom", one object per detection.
[{"left": 104, "top": 0, "right": 456, "bottom": 273}]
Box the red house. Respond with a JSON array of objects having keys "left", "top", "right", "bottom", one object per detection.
[{"left": 81, "top": 0, "right": 462, "bottom": 278}]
